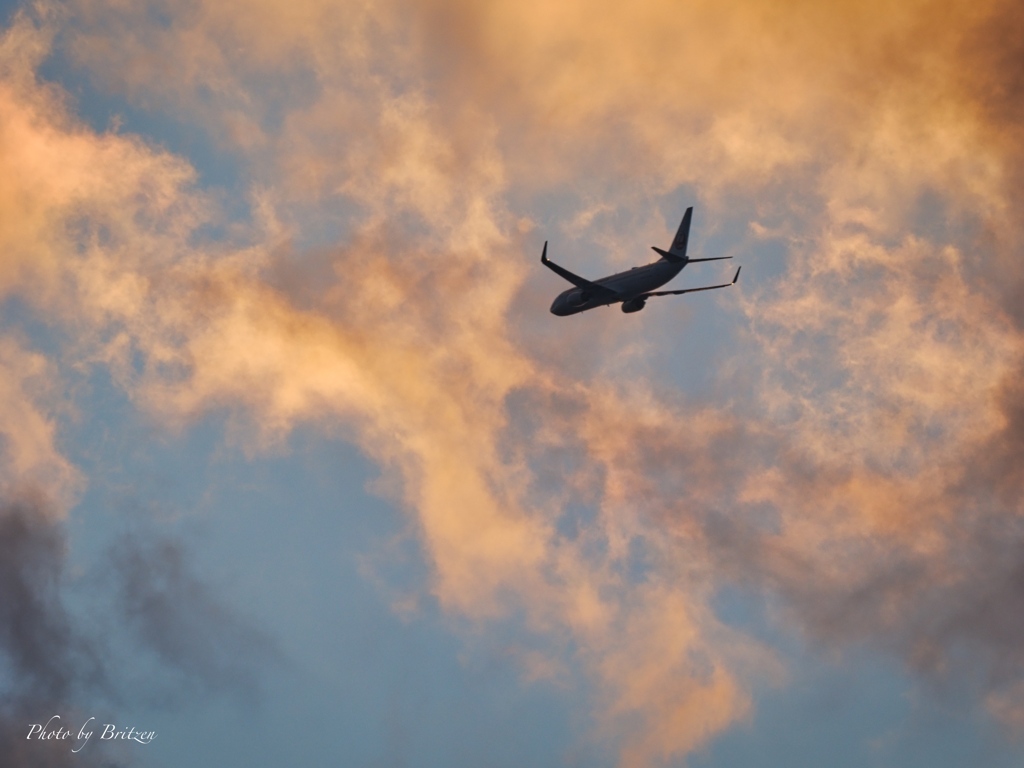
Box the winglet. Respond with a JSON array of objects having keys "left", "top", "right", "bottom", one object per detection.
[
  {"left": 733, "top": 266, "right": 741, "bottom": 284},
  {"left": 541, "top": 241, "right": 548, "bottom": 263}
]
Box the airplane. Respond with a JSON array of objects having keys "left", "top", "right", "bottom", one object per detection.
[{"left": 541, "top": 207, "right": 740, "bottom": 315}]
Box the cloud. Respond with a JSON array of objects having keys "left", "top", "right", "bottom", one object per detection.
[
  {"left": 106, "top": 534, "right": 282, "bottom": 702},
  {"left": 0, "top": 337, "right": 82, "bottom": 509},
  {"left": 2, "top": 10, "right": 769, "bottom": 760},
  {"left": 715, "top": 0, "right": 1024, "bottom": 730},
  {"left": 0, "top": 496, "right": 100, "bottom": 702},
  {"left": 0, "top": 491, "right": 284, "bottom": 765},
  {"left": 0, "top": 496, "right": 120, "bottom": 767},
  {"left": 4, "top": 0, "right": 1024, "bottom": 763}
]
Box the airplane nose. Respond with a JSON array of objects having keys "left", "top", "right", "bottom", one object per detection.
[{"left": 550, "top": 297, "right": 569, "bottom": 315}]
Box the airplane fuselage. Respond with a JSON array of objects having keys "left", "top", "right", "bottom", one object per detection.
[{"left": 549, "top": 259, "right": 684, "bottom": 316}]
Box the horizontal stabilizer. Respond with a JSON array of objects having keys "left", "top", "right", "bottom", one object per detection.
[{"left": 651, "top": 248, "right": 732, "bottom": 263}]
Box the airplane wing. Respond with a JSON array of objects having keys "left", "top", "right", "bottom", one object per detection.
[
  {"left": 645, "top": 266, "right": 741, "bottom": 297},
  {"left": 541, "top": 242, "right": 621, "bottom": 300}
]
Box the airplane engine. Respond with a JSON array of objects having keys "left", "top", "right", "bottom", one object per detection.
[
  {"left": 572, "top": 291, "right": 591, "bottom": 305},
  {"left": 621, "top": 297, "right": 646, "bottom": 313}
]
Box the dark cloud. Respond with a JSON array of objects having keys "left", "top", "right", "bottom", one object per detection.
[
  {"left": 0, "top": 498, "right": 96, "bottom": 699},
  {"left": 0, "top": 497, "right": 120, "bottom": 767},
  {"left": 962, "top": 0, "right": 1024, "bottom": 138},
  {"left": 108, "top": 534, "right": 281, "bottom": 702},
  {"left": 0, "top": 494, "right": 279, "bottom": 766},
  {"left": 690, "top": 414, "right": 1024, "bottom": 716}
]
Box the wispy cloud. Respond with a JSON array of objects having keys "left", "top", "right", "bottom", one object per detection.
[
  {"left": 0, "top": 493, "right": 279, "bottom": 766},
  {"left": 2, "top": 0, "right": 1024, "bottom": 763}
]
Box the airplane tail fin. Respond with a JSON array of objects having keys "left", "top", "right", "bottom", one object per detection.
[{"left": 652, "top": 207, "right": 692, "bottom": 263}]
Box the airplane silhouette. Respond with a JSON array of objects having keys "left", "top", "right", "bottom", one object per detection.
[{"left": 542, "top": 207, "right": 740, "bottom": 315}]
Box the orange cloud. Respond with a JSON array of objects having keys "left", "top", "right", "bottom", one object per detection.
[
  {"left": 5, "top": 0, "right": 1024, "bottom": 762},
  {"left": 0, "top": 337, "right": 82, "bottom": 511}
]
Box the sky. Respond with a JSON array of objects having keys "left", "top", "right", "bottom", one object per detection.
[{"left": 1, "top": 0, "right": 1024, "bottom": 766}]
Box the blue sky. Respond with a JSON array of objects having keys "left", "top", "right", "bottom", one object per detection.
[{"left": 2, "top": 1, "right": 1024, "bottom": 766}]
